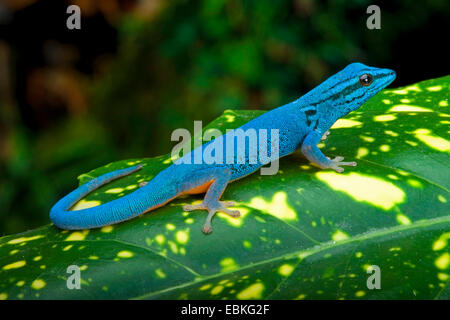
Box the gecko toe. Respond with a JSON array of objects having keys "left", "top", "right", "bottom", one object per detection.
[
  {"left": 222, "top": 208, "right": 241, "bottom": 218},
  {"left": 334, "top": 166, "right": 344, "bottom": 173},
  {"left": 231, "top": 210, "right": 240, "bottom": 218},
  {"left": 183, "top": 204, "right": 202, "bottom": 211},
  {"left": 327, "top": 156, "right": 357, "bottom": 172},
  {"left": 221, "top": 201, "right": 236, "bottom": 207},
  {"left": 202, "top": 225, "right": 212, "bottom": 234}
]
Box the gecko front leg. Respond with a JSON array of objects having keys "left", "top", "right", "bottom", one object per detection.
[
  {"left": 301, "top": 130, "right": 356, "bottom": 173},
  {"left": 182, "top": 167, "right": 239, "bottom": 234}
]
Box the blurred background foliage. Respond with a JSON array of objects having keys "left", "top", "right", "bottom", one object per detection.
[{"left": 0, "top": 0, "right": 448, "bottom": 235}]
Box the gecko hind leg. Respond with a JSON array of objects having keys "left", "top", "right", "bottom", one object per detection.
[{"left": 182, "top": 168, "right": 239, "bottom": 234}]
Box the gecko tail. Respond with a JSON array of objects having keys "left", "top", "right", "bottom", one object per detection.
[{"left": 50, "top": 164, "right": 146, "bottom": 230}]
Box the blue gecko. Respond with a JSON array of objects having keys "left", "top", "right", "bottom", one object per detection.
[{"left": 50, "top": 63, "right": 396, "bottom": 234}]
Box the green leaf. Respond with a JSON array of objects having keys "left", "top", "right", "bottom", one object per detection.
[{"left": 0, "top": 76, "right": 449, "bottom": 300}]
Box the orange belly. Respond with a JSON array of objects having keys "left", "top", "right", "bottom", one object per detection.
[{"left": 184, "top": 180, "right": 213, "bottom": 195}]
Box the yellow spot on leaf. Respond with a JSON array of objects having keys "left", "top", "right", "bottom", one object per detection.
[
  {"left": 211, "top": 285, "right": 224, "bottom": 295},
  {"left": 332, "top": 230, "right": 349, "bottom": 241},
  {"left": 331, "top": 119, "right": 362, "bottom": 129},
  {"left": 0, "top": 293, "right": 7, "bottom": 300},
  {"left": 357, "top": 147, "right": 369, "bottom": 158},
  {"left": 166, "top": 154, "right": 181, "bottom": 164},
  {"left": 71, "top": 200, "right": 101, "bottom": 210},
  {"left": 433, "top": 233, "right": 450, "bottom": 251},
  {"left": 389, "top": 105, "right": 432, "bottom": 112},
  {"left": 435, "top": 253, "right": 449, "bottom": 270},
  {"left": 155, "top": 268, "right": 166, "bottom": 278},
  {"left": 31, "top": 279, "right": 46, "bottom": 290},
  {"left": 380, "top": 145, "right": 390, "bottom": 152},
  {"left": 355, "top": 290, "right": 366, "bottom": 297},
  {"left": 176, "top": 230, "right": 189, "bottom": 244},
  {"left": 385, "top": 130, "right": 399, "bottom": 137},
  {"left": 101, "top": 226, "right": 114, "bottom": 233},
  {"left": 2, "top": 260, "right": 26, "bottom": 270},
  {"left": 33, "top": 256, "right": 42, "bottom": 261},
  {"left": 426, "top": 85, "right": 442, "bottom": 92},
  {"left": 387, "top": 174, "right": 398, "bottom": 180},
  {"left": 405, "top": 85, "right": 421, "bottom": 92},
  {"left": 390, "top": 89, "right": 408, "bottom": 95},
  {"left": 316, "top": 172, "right": 405, "bottom": 210},
  {"left": 249, "top": 191, "right": 297, "bottom": 220},
  {"left": 65, "top": 230, "right": 89, "bottom": 241},
  {"left": 7, "top": 235, "right": 44, "bottom": 244},
  {"left": 63, "top": 245, "right": 73, "bottom": 251},
  {"left": 413, "top": 129, "right": 450, "bottom": 152},
  {"left": 407, "top": 179, "right": 423, "bottom": 188},
  {"left": 438, "top": 195, "right": 447, "bottom": 203},
  {"left": 225, "top": 115, "right": 236, "bottom": 122},
  {"left": 237, "top": 283, "right": 264, "bottom": 300},
  {"left": 396, "top": 213, "right": 412, "bottom": 225},
  {"left": 438, "top": 273, "right": 449, "bottom": 281},
  {"left": 16, "top": 281, "right": 25, "bottom": 287},
  {"left": 220, "top": 257, "right": 238, "bottom": 272},
  {"left": 278, "top": 264, "right": 295, "bottom": 277},
  {"left": 200, "top": 284, "right": 212, "bottom": 291},
  {"left": 166, "top": 223, "right": 176, "bottom": 231},
  {"left": 117, "top": 251, "right": 133, "bottom": 258},
  {"left": 374, "top": 114, "right": 396, "bottom": 122},
  {"left": 397, "top": 170, "right": 409, "bottom": 176},
  {"left": 155, "top": 234, "right": 165, "bottom": 245},
  {"left": 168, "top": 241, "right": 178, "bottom": 254},
  {"left": 360, "top": 135, "right": 375, "bottom": 142},
  {"left": 105, "top": 188, "right": 124, "bottom": 194}
]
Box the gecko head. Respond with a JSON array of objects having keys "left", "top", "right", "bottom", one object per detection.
[{"left": 331, "top": 62, "right": 396, "bottom": 116}]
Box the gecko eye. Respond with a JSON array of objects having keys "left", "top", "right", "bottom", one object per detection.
[{"left": 359, "top": 74, "right": 373, "bottom": 86}]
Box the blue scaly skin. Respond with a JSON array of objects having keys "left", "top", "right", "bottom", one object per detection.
[{"left": 50, "top": 63, "right": 396, "bottom": 234}]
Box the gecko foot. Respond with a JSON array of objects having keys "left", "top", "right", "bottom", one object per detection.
[
  {"left": 139, "top": 181, "right": 148, "bottom": 187},
  {"left": 183, "top": 201, "right": 240, "bottom": 234},
  {"left": 326, "top": 156, "right": 357, "bottom": 173},
  {"left": 321, "top": 130, "right": 330, "bottom": 141}
]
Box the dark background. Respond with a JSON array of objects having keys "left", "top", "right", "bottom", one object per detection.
[{"left": 0, "top": 0, "right": 448, "bottom": 235}]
